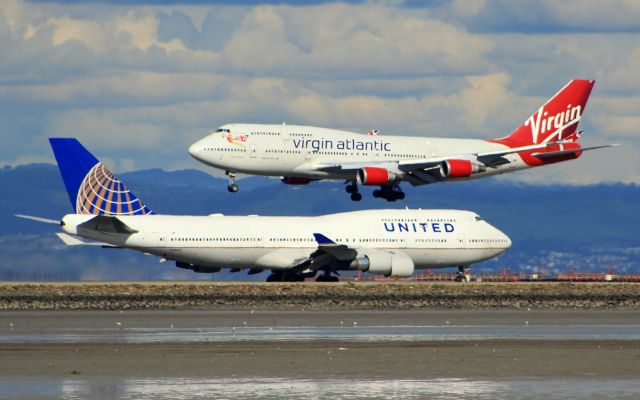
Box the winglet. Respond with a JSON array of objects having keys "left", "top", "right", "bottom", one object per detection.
[{"left": 313, "top": 233, "right": 335, "bottom": 245}]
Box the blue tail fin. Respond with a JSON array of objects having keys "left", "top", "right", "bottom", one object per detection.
[{"left": 49, "top": 138, "right": 153, "bottom": 215}]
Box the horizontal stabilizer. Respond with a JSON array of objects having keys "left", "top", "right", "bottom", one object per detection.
[
  {"left": 78, "top": 215, "right": 138, "bottom": 234},
  {"left": 532, "top": 144, "right": 618, "bottom": 159},
  {"left": 55, "top": 232, "right": 108, "bottom": 246},
  {"left": 15, "top": 214, "right": 59, "bottom": 225}
]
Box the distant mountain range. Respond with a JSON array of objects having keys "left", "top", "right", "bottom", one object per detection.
[{"left": 1, "top": 163, "right": 639, "bottom": 280}]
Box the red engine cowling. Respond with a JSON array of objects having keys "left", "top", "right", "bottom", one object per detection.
[
  {"left": 281, "top": 177, "right": 312, "bottom": 185},
  {"left": 357, "top": 167, "right": 395, "bottom": 186},
  {"left": 439, "top": 159, "right": 480, "bottom": 178}
]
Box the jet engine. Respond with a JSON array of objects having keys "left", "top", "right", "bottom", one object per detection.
[
  {"left": 281, "top": 177, "right": 313, "bottom": 185},
  {"left": 348, "top": 250, "right": 414, "bottom": 277},
  {"left": 175, "top": 261, "right": 221, "bottom": 273},
  {"left": 357, "top": 167, "right": 396, "bottom": 186},
  {"left": 439, "top": 159, "right": 484, "bottom": 178}
]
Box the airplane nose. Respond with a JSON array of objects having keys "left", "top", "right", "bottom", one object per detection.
[
  {"left": 188, "top": 142, "right": 202, "bottom": 160},
  {"left": 493, "top": 225, "right": 512, "bottom": 249},
  {"left": 505, "top": 235, "right": 512, "bottom": 248}
]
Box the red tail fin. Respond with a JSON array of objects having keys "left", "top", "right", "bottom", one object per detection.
[{"left": 493, "top": 80, "right": 594, "bottom": 147}]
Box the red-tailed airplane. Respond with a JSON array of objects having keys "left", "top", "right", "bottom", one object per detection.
[{"left": 189, "top": 80, "right": 615, "bottom": 201}]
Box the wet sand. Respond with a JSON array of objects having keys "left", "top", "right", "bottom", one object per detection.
[
  {"left": 2, "top": 340, "right": 639, "bottom": 380},
  {"left": 1, "top": 310, "right": 639, "bottom": 380}
]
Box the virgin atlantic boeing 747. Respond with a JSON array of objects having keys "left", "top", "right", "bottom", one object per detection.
[{"left": 189, "top": 79, "right": 615, "bottom": 201}]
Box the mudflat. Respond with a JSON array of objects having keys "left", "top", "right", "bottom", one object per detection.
[
  {"left": 0, "top": 310, "right": 639, "bottom": 380},
  {"left": 2, "top": 340, "right": 639, "bottom": 380}
]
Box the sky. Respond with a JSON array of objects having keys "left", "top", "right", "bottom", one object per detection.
[{"left": 1, "top": 0, "right": 639, "bottom": 184}]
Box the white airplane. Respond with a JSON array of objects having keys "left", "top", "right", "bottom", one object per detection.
[
  {"left": 189, "top": 79, "right": 615, "bottom": 201},
  {"left": 18, "top": 138, "right": 511, "bottom": 282}
]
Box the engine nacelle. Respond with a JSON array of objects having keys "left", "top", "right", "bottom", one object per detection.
[
  {"left": 281, "top": 177, "right": 312, "bottom": 185},
  {"left": 348, "top": 250, "right": 415, "bottom": 277},
  {"left": 439, "top": 159, "right": 484, "bottom": 178},
  {"left": 357, "top": 167, "right": 396, "bottom": 186},
  {"left": 175, "top": 261, "right": 221, "bottom": 274}
]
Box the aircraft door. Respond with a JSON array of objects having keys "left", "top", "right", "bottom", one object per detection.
[
  {"left": 457, "top": 234, "right": 466, "bottom": 248},
  {"left": 281, "top": 123, "right": 291, "bottom": 144},
  {"left": 250, "top": 144, "right": 257, "bottom": 158}
]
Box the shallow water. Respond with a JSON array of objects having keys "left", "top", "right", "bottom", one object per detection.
[
  {"left": 2, "top": 324, "right": 640, "bottom": 343},
  {"left": 2, "top": 377, "right": 638, "bottom": 400}
]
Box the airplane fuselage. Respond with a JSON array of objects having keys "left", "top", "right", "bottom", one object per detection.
[
  {"left": 189, "top": 123, "right": 529, "bottom": 182},
  {"left": 62, "top": 209, "right": 511, "bottom": 273}
]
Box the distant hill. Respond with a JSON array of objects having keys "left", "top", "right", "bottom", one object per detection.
[{"left": 1, "top": 163, "right": 639, "bottom": 280}]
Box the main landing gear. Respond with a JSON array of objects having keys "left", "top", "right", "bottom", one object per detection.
[
  {"left": 266, "top": 271, "right": 306, "bottom": 282},
  {"left": 345, "top": 182, "right": 362, "bottom": 201},
  {"left": 455, "top": 265, "right": 471, "bottom": 282},
  {"left": 226, "top": 171, "right": 238, "bottom": 193},
  {"left": 373, "top": 184, "right": 405, "bottom": 202},
  {"left": 315, "top": 270, "right": 339, "bottom": 282}
]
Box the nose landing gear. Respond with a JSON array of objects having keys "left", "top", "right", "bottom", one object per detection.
[
  {"left": 455, "top": 265, "right": 471, "bottom": 282},
  {"left": 227, "top": 171, "right": 239, "bottom": 193}
]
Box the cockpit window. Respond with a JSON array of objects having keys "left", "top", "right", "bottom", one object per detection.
[
  {"left": 475, "top": 216, "right": 483, "bottom": 221},
  {"left": 216, "top": 128, "right": 231, "bottom": 133}
]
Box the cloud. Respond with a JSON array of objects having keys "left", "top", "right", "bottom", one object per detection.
[
  {"left": 441, "top": 0, "right": 640, "bottom": 33},
  {"left": 220, "top": 5, "right": 494, "bottom": 78},
  {"left": 0, "top": 71, "right": 227, "bottom": 104},
  {"left": 0, "top": 0, "right": 637, "bottom": 185}
]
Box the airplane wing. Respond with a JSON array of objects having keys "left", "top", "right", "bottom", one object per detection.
[
  {"left": 312, "top": 140, "right": 617, "bottom": 185},
  {"left": 312, "top": 233, "right": 357, "bottom": 260},
  {"left": 290, "top": 233, "right": 357, "bottom": 273},
  {"left": 315, "top": 142, "right": 562, "bottom": 172}
]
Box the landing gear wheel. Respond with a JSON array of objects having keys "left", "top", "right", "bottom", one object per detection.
[
  {"left": 316, "top": 274, "right": 339, "bottom": 282},
  {"left": 266, "top": 272, "right": 282, "bottom": 282},
  {"left": 226, "top": 171, "right": 238, "bottom": 193},
  {"left": 345, "top": 184, "right": 357, "bottom": 194},
  {"left": 377, "top": 184, "right": 405, "bottom": 202},
  {"left": 455, "top": 266, "right": 471, "bottom": 283},
  {"left": 345, "top": 182, "right": 361, "bottom": 201},
  {"left": 266, "top": 271, "right": 305, "bottom": 282}
]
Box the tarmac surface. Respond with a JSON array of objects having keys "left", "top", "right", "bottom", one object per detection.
[{"left": 1, "top": 310, "right": 639, "bottom": 399}]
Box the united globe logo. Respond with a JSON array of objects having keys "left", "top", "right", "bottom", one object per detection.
[{"left": 75, "top": 163, "right": 152, "bottom": 215}]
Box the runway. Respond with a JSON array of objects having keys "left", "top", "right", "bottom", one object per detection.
[{"left": 1, "top": 310, "right": 639, "bottom": 399}]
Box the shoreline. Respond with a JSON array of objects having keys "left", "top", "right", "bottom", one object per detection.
[{"left": 2, "top": 281, "right": 640, "bottom": 310}]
